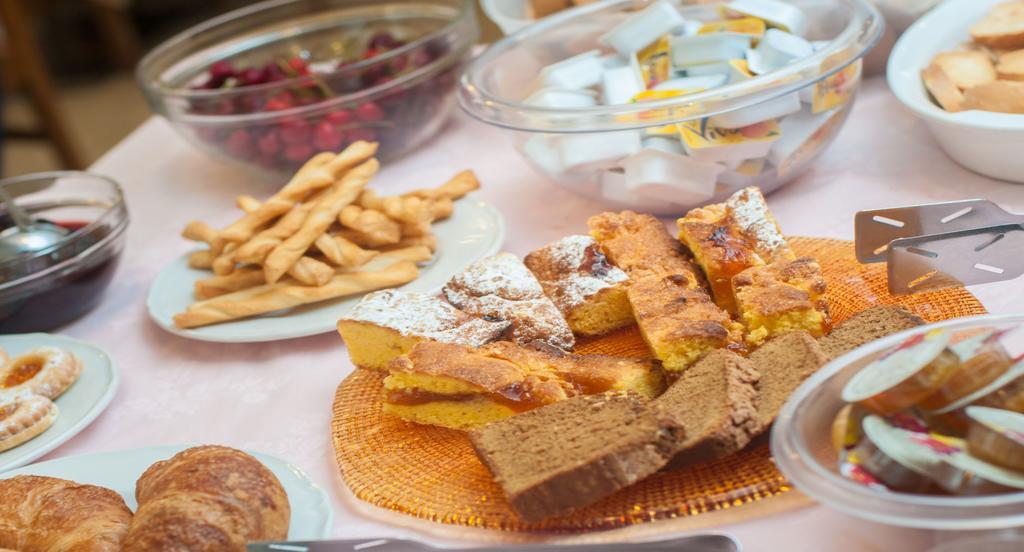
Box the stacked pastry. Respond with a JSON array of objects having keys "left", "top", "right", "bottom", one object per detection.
[
  {"left": 0, "top": 445, "right": 289, "bottom": 552},
  {"left": 0, "top": 347, "right": 82, "bottom": 454}
]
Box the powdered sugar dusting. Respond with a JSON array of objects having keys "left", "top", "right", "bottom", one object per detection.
[
  {"left": 344, "top": 290, "right": 509, "bottom": 346},
  {"left": 726, "top": 187, "right": 786, "bottom": 256},
  {"left": 444, "top": 253, "right": 575, "bottom": 350},
  {"left": 528, "top": 235, "right": 628, "bottom": 314}
]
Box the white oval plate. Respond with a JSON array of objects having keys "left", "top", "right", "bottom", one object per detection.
[
  {"left": 146, "top": 198, "right": 505, "bottom": 343},
  {"left": 0, "top": 333, "right": 118, "bottom": 473},
  {"left": 0, "top": 444, "right": 333, "bottom": 539}
]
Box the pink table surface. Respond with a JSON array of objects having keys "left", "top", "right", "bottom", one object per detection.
[{"left": 39, "top": 76, "right": 1024, "bottom": 551}]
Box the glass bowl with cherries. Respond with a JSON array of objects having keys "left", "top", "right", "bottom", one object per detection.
[{"left": 137, "top": 0, "right": 477, "bottom": 177}]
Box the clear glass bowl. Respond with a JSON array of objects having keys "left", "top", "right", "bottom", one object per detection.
[
  {"left": 137, "top": 0, "right": 478, "bottom": 177},
  {"left": 0, "top": 172, "right": 129, "bottom": 333},
  {"left": 459, "top": 0, "right": 883, "bottom": 214},
  {"left": 773, "top": 314, "right": 1024, "bottom": 530}
]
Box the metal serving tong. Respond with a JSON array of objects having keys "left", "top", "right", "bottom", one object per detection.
[
  {"left": 246, "top": 534, "right": 740, "bottom": 552},
  {"left": 854, "top": 199, "right": 1024, "bottom": 295}
]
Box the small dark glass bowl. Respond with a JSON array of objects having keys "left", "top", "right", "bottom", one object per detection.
[{"left": 0, "top": 172, "right": 129, "bottom": 333}]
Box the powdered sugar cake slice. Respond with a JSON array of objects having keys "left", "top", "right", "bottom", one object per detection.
[
  {"left": 337, "top": 290, "right": 511, "bottom": 370},
  {"left": 443, "top": 253, "right": 575, "bottom": 350},
  {"left": 524, "top": 236, "right": 634, "bottom": 337}
]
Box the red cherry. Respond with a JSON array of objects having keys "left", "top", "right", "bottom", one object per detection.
[
  {"left": 225, "top": 129, "right": 253, "bottom": 158},
  {"left": 362, "top": 48, "right": 382, "bottom": 60},
  {"left": 313, "top": 121, "right": 344, "bottom": 151},
  {"left": 209, "top": 60, "right": 235, "bottom": 80},
  {"left": 354, "top": 102, "right": 385, "bottom": 122},
  {"left": 257, "top": 130, "right": 282, "bottom": 155},
  {"left": 283, "top": 143, "right": 314, "bottom": 162},
  {"left": 288, "top": 57, "right": 310, "bottom": 75},
  {"left": 369, "top": 31, "right": 402, "bottom": 50},
  {"left": 410, "top": 49, "right": 434, "bottom": 68},
  {"left": 279, "top": 120, "right": 311, "bottom": 144},
  {"left": 238, "top": 67, "right": 268, "bottom": 86},
  {"left": 346, "top": 128, "right": 378, "bottom": 143},
  {"left": 323, "top": 110, "right": 354, "bottom": 126}
]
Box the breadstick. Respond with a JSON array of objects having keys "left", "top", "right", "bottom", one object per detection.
[
  {"left": 314, "top": 234, "right": 378, "bottom": 268},
  {"left": 406, "top": 170, "right": 480, "bottom": 200},
  {"left": 212, "top": 243, "right": 238, "bottom": 276},
  {"left": 194, "top": 268, "right": 265, "bottom": 300},
  {"left": 380, "top": 233, "right": 437, "bottom": 253},
  {"left": 374, "top": 245, "right": 433, "bottom": 265},
  {"left": 188, "top": 250, "right": 215, "bottom": 269},
  {"left": 427, "top": 197, "right": 453, "bottom": 221},
  {"left": 287, "top": 256, "right": 334, "bottom": 286},
  {"left": 174, "top": 259, "right": 418, "bottom": 328},
  {"left": 277, "top": 142, "right": 377, "bottom": 201},
  {"left": 182, "top": 221, "right": 218, "bottom": 244},
  {"left": 218, "top": 197, "right": 294, "bottom": 243},
  {"left": 234, "top": 202, "right": 316, "bottom": 264},
  {"left": 263, "top": 158, "right": 379, "bottom": 284},
  {"left": 236, "top": 195, "right": 261, "bottom": 214},
  {"left": 338, "top": 205, "right": 401, "bottom": 247}
]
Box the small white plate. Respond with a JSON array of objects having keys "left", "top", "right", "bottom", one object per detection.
[
  {"left": 0, "top": 444, "right": 333, "bottom": 539},
  {"left": 0, "top": 333, "right": 118, "bottom": 473},
  {"left": 146, "top": 198, "right": 505, "bottom": 342}
]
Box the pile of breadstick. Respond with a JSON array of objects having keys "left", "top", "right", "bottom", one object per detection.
[{"left": 173, "top": 141, "right": 479, "bottom": 329}]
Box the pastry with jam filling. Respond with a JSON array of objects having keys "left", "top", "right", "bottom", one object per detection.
[{"left": 382, "top": 340, "right": 665, "bottom": 430}]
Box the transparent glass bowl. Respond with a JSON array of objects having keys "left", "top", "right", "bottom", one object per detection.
[
  {"left": 137, "top": 0, "right": 478, "bottom": 177},
  {"left": 0, "top": 172, "right": 129, "bottom": 333},
  {"left": 773, "top": 314, "right": 1024, "bottom": 530},
  {"left": 459, "top": 0, "right": 883, "bottom": 214}
]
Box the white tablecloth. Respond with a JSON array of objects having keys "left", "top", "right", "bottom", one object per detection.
[{"left": 44, "top": 76, "right": 1024, "bottom": 551}]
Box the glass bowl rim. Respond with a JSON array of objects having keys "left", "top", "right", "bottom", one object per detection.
[
  {"left": 458, "top": 0, "right": 885, "bottom": 133},
  {"left": 772, "top": 313, "right": 1024, "bottom": 529},
  {"left": 0, "top": 171, "right": 129, "bottom": 294},
  {"left": 136, "top": 0, "right": 476, "bottom": 123}
]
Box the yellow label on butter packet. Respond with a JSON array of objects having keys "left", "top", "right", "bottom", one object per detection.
[
  {"left": 698, "top": 17, "right": 766, "bottom": 38},
  {"left": 628, "top": 89, "right": 703, "bottom": 135},
  {"left": 813, "top": 58, "right": 861, "bottom": 114},
  {"left": 638, "top": 34, "right": 672, "bottom": 89},
  {"left": 678, "top": 118, "right": 781, "bottom": 150}
]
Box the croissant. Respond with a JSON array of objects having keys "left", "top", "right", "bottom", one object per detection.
[
  {"left": 0, "top": 475, "right": 132, "bottom": 551},
  {"left": 122, "top": 445, "right": 290, "bottom": 551}
]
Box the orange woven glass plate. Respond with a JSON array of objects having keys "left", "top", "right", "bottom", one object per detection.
[{"left": 331, "top": 237, "right": 986, "bottom": 533}]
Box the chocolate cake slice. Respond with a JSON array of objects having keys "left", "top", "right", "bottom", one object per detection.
[
  {"left": 469, "top": 393, "right": 684, "bottom": 522},
  {"left": 749, "top": 331, "right": 829, "bottom": 430},
  {"left": 819, "top": 305, "right": 925, "bottom": 360},
  {"left": 655, "top": 349, "right": 761, "bottom": 468}
]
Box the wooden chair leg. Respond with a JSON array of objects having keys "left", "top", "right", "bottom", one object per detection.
[
  {"left": 90, "top": 2, "right": 144, "bottom": 71},
  {"left": 0, "top": 0, "right": 85, "bottom": 170}
]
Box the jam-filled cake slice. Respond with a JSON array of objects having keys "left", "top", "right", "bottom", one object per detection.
[
  {"left": 524, "top": 235, "right": 633, "bottom": 337},
  {"left": 443, "top": 253, "right": 575, "bottom": 350},
  {"left": 337, "top": 290, "right": 511, "bottom": 370},
  {"left": 383, "top": 341, "right": 665, "bottom": 430}
]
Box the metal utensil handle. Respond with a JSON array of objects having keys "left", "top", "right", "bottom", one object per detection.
[
  {"left": 855, "top": 199, "right": 1021, "bottom": 263},
  {"left": 247, "top": 534, "right": 741, "bottom": 552}
]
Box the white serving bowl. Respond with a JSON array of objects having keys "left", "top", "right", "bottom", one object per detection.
[{"left": 888, "top": 0, "right": 1024, "bottom": 184}]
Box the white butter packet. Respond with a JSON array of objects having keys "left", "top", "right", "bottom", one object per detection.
[
  {"left": 672, "top": 33, "right": 752, "bottom": 67},
  {"left": 622, "top": 148, "right": 724, "bottom": 204},
  {"left": 746, "top": 29, "right": 814, "bottom": 74},
  {"left": 654, "top": 74, "right": 728, "bottom": 92},
  {"left": 603, "top": 62, "right": 645, "bottom": 105},
  {"left": 681, "top": 61, "right": 733, "bottom": 77},
  {"left": 558, "top": 131, "right": 643, "bottom": 172},
  {"left": 599, "top": 170, "right": 678, "bottom": 212},
  {"left": 769, "top": 107, "right": 842, "bottom": 177},
  {"left": 520, "top": 134, "right": 566, "bottom": 175},
  {"left": 725, "top": 0, "right": 809, "bottom": 37},
  {"left": 525, "top": 87, "right": 599, "bottom": 109},
  {"left": 710, "top": 92, "right": 801, "bottom": 128},
  {"left": 541, "top": 50, "right": 605, "bottom": 89},
  {"left": 600, "top": 0, "right": 686, "bottom": 56},
  {"left": 642, "top": 135, "right": 686, "bottom": 155}
]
